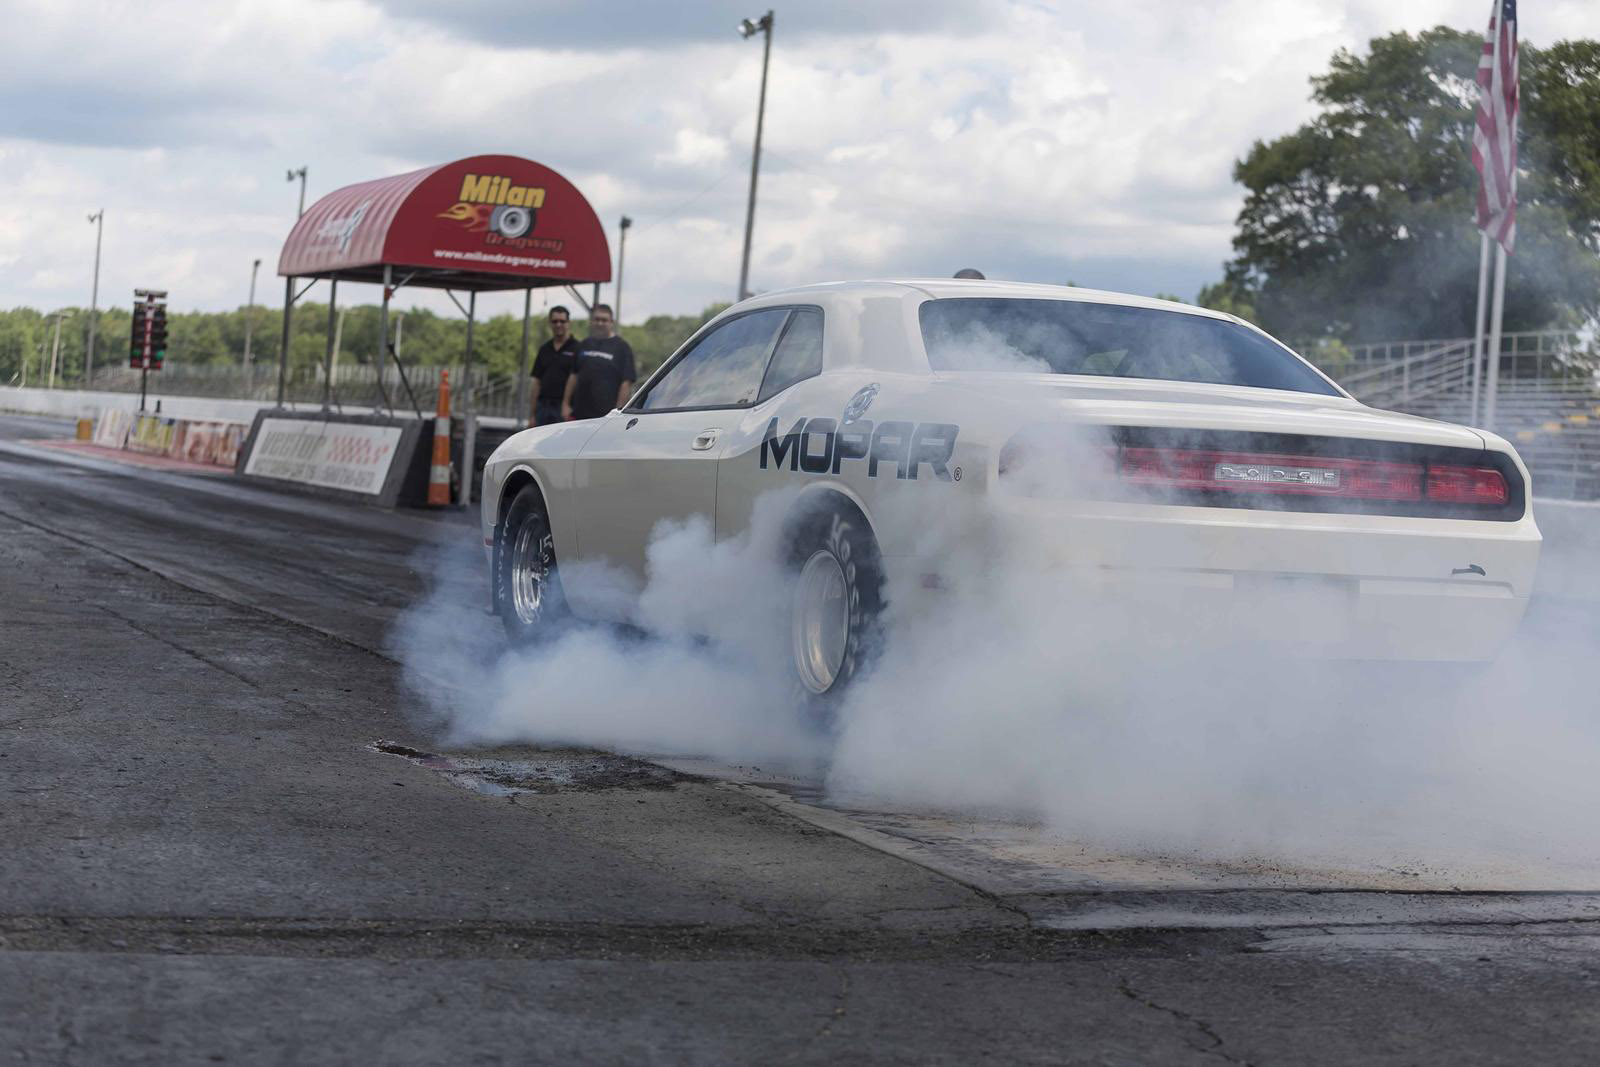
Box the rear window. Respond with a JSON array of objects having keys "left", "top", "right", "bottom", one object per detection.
[{"left": 919, "top": 298, "right": 1340, "bottom": 396}]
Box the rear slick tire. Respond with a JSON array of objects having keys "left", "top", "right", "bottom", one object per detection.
[
  {"left": 787, "top": 504, "right": 884, "bottom": 724},
  {"left": 495, "top": 483, "right": 570, "bottom": 647}
]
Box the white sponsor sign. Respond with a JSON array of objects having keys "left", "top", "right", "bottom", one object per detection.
[{"left": 244, "top": 418, "right": 402, "bottom": 495}]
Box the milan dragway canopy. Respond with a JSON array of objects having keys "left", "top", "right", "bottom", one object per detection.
[
  {"left": 271, "top": 154, "right": 614, "bottom": 431},
  {"left": 278, "top": 154, "right": 611, "bottom": 291}
]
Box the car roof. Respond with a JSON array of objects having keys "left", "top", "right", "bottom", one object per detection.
[{"left": 738, "top": 278, "right": 1238, "bottom": 324}]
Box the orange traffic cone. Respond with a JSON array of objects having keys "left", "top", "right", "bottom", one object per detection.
[{"left": 427, "top": 370, "right": 452, "bottom": 506}]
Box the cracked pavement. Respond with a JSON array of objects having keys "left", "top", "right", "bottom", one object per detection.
[{"left": 3, "top": 413, "right": 1600, "bottom": 1064}]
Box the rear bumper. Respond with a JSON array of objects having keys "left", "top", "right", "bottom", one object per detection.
[{"left": 904, "top": 496, "right": 1541, "bottom": 662}]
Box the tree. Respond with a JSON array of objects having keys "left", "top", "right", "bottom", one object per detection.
[
  {"left": 1215, "top": 28, "right": 1600, "bottom": 345},
  {"left": 0, "top": 299, "right": 730, "bottom": 392}
]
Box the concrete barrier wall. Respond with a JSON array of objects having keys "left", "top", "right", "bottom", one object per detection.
[{"left": 0, "top": 386, "right": 283, "bottom": 424}]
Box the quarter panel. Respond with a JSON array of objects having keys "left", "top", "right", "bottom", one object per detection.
[{"left": 568, "top": 410, "right": 725, "bottom": 617}]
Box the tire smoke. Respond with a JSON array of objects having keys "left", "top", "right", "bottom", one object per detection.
[{"left": 391, "top": 479, "right": 1600, "bottom": 887}]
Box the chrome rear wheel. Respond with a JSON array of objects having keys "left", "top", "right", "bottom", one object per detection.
[{"left": 792, "top": 549, "right": 850, "bottom": 694}]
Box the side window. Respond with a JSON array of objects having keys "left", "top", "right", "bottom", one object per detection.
[
  {"left": 757, "top": 308, "right": 823, "bottom": 402},
  {"left": 638, "top": 309, "right": 789, "bottom": 411}
]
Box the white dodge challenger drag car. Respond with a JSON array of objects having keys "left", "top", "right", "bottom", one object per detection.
[{"left": 481, "top": 280, "right": 1539, "bottom": 703}]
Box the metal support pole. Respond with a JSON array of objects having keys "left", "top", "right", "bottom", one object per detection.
[
  {"left": 1470, "top": 233, "right": 1490, "bottom": 424},
  {"left": 243, "top": 257, "right": 261, "bottom": 393},
  {"left": 374, "top": 263, "right": 390, "bottom": 415},
  {"left": 737, "top": 11, "right": 773, "bottom": 302},
  {"left": 276, "top": 277, "right": 295, "bottom": 408},
  {"left": 330, "top": 307, "right": 347, "bottom": 391},
  {"left": 85, "top": 210, "right": 103, "bottom": 387},
  {"left": 515, "top": 288, "right": 533, "bottom": 428},
  {"left": 48, "top": 312, "right": 63, "bottom": 389},
  {"left": 615, "top": 215, "right": 632, "bottom": 322},
  {"left": 321, "top": 278, "right": 339, "bottom": 412},
  {"left": 276, "top": 172, "right": 307, "bottom": 409},
  {"left": 459, "top": 291, "right": 477, "bottom": 508},
  {"left": 591, "top": 282, "right": 600, "bottom": 316},
  {"left": 1484, "top": 245, "right": 1507, "bottom": 430}
]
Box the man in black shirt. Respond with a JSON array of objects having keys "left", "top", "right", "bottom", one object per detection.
[
  {"left": 562, "top": 303, "right": 636, "bottom": 421},
  {"left": 529, "top": 306, "right": 579, "bottom": 425}
]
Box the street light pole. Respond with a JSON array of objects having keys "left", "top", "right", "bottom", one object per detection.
[
  {"left": 243, "top": 257, "right": 261, "bottom": 380},
  {"left": 49, "top": 311, "right": 64, "bottom": 389},
  {"left": 288, "top": 166, "right": 307, "bottom": 218},
  {"left": 85, "top": 210, "right": 103, "bottom": 386},
  {"left": 736, "top": 10, "right": 774, "bottom": 303},
  {"left": 615, "top": 215, "right": 633, "bottom": 322},
  {"left": 278, "top": 167, "right": 307, "bottom": 408}
]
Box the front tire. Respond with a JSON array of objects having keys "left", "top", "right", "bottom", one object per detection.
[
  {"left": 495, "top": 483, "right": 569, "bottom": 645},
  {"left": 787, "top": 505, "right": 884, "bottom": 719}
]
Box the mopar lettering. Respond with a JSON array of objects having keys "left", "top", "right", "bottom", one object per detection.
[
  {"left": 760, "top": 417, "right": 959, "bottom": 481},
  {"left": 760, "top": 417, "right": 804, "bottom": 470}
]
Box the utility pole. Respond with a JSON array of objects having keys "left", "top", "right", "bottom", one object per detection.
[
  {"left": 288, "top": 167, "right": 307, "bottom": 218},
  {"left": 86, "top": 210, "right": 103, "bottom": 386},
  {"left": 48, "top": 312, "right": 64, "bottom": 388},
  {"left": 278, "top": 167, "right": 307, "bottom": 408},
  {"left": 243, "top": 257, "right": 261, "bottom": 382},
  {"left": 736, "top": 10, "right": 774, "bottom": 302},
  {"left": 615, "top": 215, "right": 633, "bottom": 323}
]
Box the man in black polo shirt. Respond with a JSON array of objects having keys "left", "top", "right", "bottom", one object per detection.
[
  {"left": 562, "top": 303, "right": 636, "bottom": 421},
  {"left": 529, "top": 305, "right": 579, "bottom": 425}
]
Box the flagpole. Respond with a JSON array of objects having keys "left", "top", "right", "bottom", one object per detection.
[
  {"left": 1480, "top": 0, "right": 1510, "bottom": 432},
  {"left": 1470, "top": 232, "right": 1490, "bottom": 423},
  {"left": 1484, "top": 243, "right": 1507, "bottom": 430}
]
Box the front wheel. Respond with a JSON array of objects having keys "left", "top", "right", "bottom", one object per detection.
[
  {"left": 495, "top": 483, "right": 569, "bottom": 645},
  {"left": 788, "top": 506, "right": 884, "bottom": 719}
]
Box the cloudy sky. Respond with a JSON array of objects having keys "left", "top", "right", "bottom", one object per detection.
[{"left": 2, "top": 0, "right": 1598, "bottom": 324}]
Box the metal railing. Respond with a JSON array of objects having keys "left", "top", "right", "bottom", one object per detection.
[
  {"left": 1338, "top": 337, "right": 1478, "bottom": 408},
  {"left": 1339, "top": 330, "right": 1597, "bottom": 416},
  {"left": 82, "top": 362, "right": 532, "bottom": 421}
]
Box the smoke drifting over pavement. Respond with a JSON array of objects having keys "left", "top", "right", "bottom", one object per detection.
[
  {"left": 392, "top": 475, "right": 1600, "bottom": 885},
  {"left": 394, "top": 489, "right": 825, "bottom": 766}
]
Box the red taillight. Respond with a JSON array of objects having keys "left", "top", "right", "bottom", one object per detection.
[
  {"left": 1426, "top": 465, "right": 1509, "bottom": 506},
  {"left": 997, "top": 435, "right": 1515, "bottom": 514},
  {"left": 1118, "top": 447, "right": 1425, "bottom": 502}
]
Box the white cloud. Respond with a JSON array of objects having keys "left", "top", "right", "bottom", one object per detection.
[{"left": 0, "top": 0, "right": 1596, "bottom": 328}]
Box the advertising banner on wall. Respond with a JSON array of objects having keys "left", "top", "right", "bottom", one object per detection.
[{"left": 235, "top": 412, "right": 431, "bottom": 507}]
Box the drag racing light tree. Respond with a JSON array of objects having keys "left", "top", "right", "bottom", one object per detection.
[
  {"left": 129, "top": 290, "right": 168, "bottom": 412},
  {"left": 737, "top": 10, "right": 773, "bottom": 302}
]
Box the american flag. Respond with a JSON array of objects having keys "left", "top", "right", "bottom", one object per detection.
[{"left": 1472, "top": 0, "right": 1519, "bottom": 254}]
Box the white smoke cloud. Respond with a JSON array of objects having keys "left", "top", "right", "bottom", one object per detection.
[
  {"left": 392, "top": 459, "right": 1600, "bottom": 885},
  {"left": 393, "top": 487, "right": 826, "bottom": 766}
]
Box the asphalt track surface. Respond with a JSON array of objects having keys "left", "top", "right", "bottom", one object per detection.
[{"left": 3, "top": 411, "right": 1600, "bottom": 1064}]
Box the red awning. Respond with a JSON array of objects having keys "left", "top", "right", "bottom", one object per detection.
[{"left": 277, "top": 154, "right": 611, "bottom": 291}]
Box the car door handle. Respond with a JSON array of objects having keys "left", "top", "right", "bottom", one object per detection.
[{"left": 691, "top": 429, "right": 721, "bottom": 451}]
